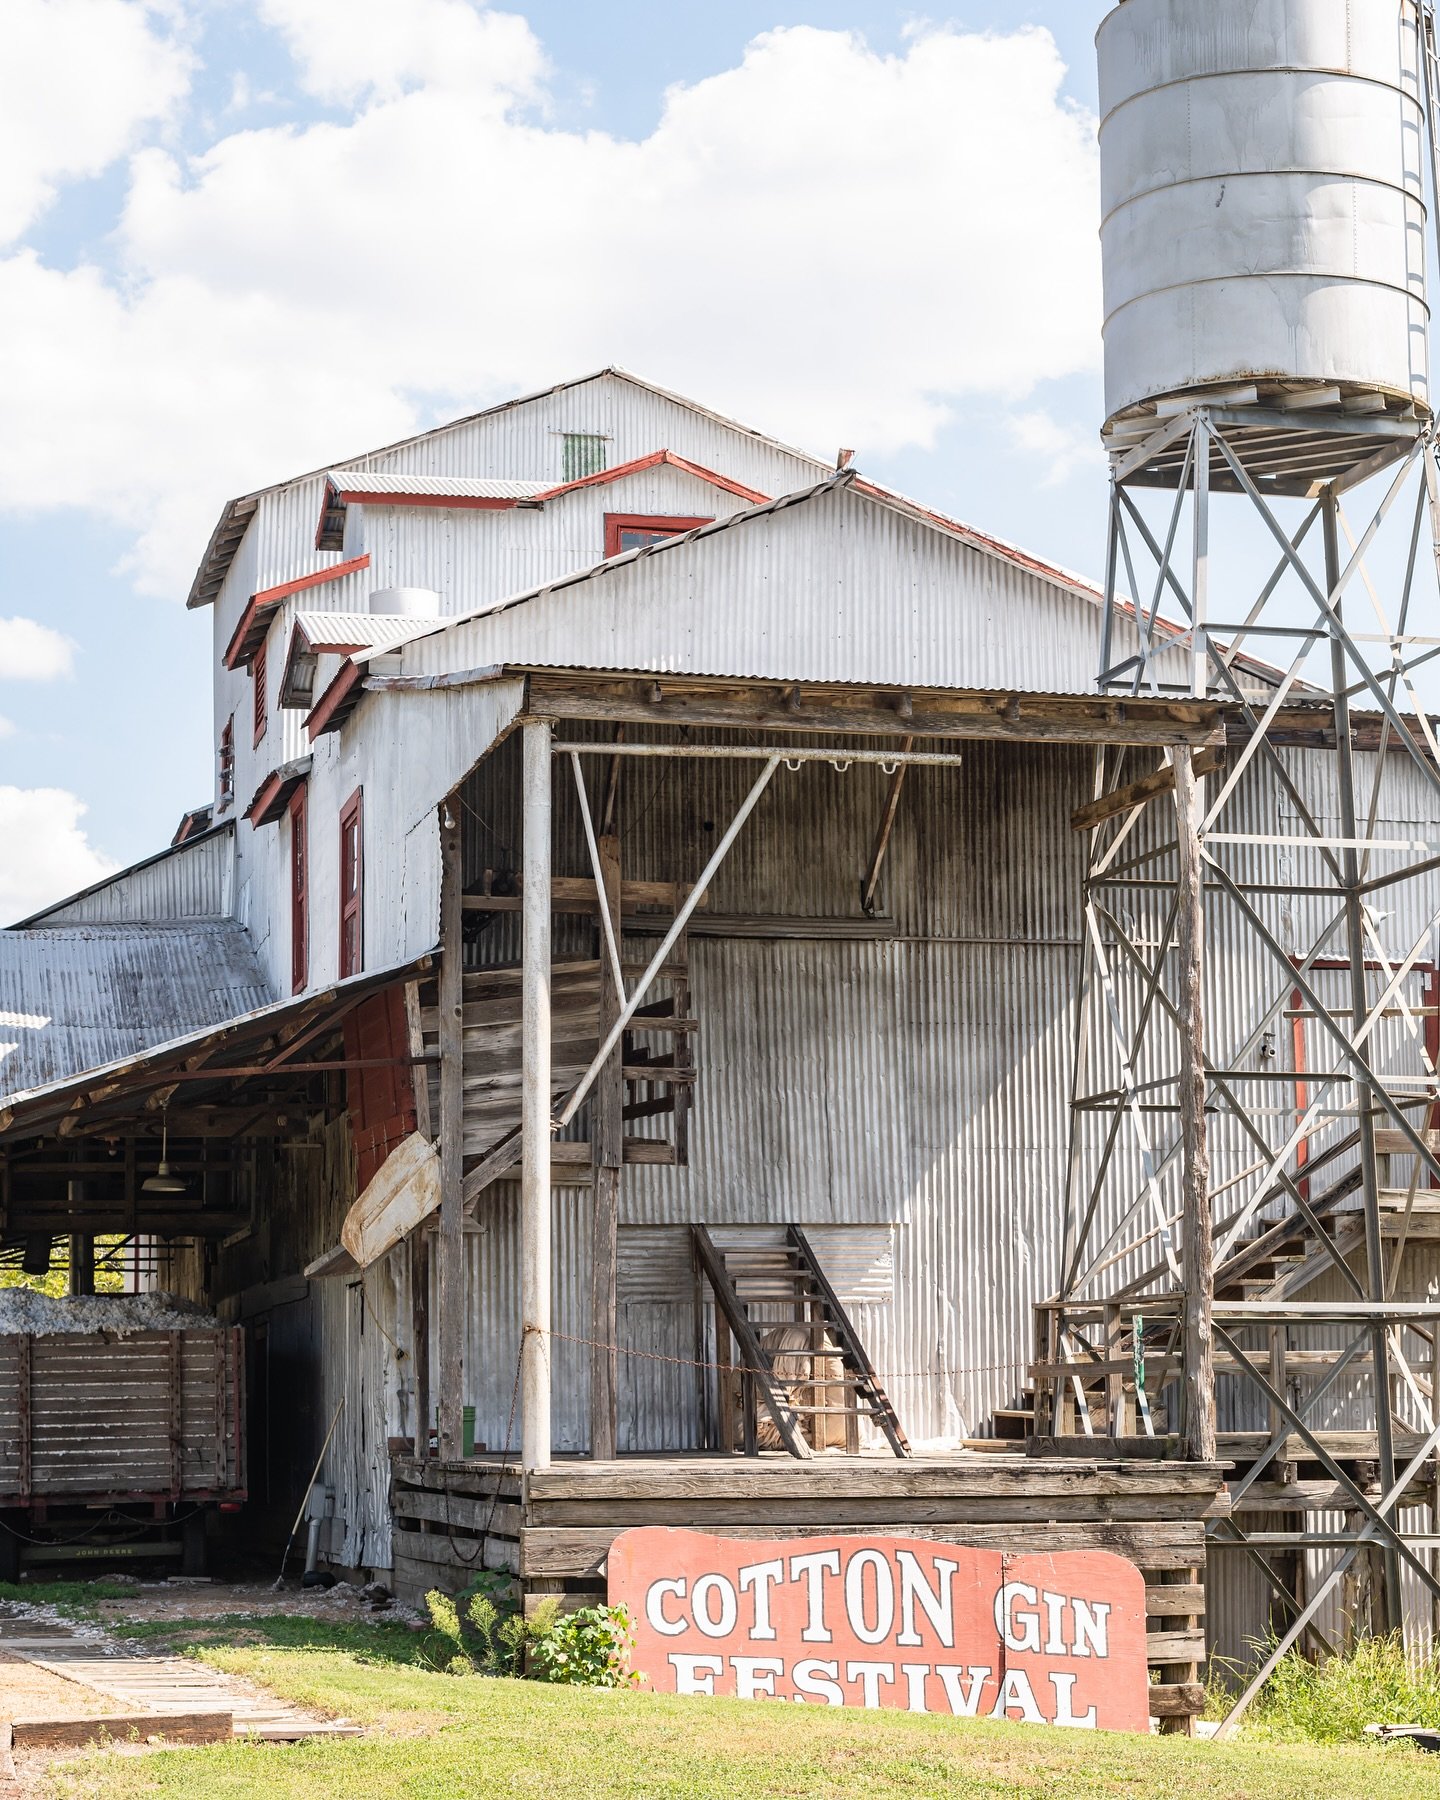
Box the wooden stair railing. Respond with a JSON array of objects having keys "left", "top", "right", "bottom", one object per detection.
[{"left": 691, "top": 1224, "right": 910, "bottom": 1460}]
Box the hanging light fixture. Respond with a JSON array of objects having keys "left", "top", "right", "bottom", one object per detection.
[{"left": 141, "top": 1113, "right": 186, "bottom": 1195}]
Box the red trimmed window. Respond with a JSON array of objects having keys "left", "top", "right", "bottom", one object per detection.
[
  {"left": 218, "top": 717, "right": 235, "bottom": 810},
  {"left": 339, "top": 788, "right": 364, "bottom": 978},
  {"left": 289, "top": 781, "right": 309, "bottom": 994},
  {"left": 604, "top": 513, "right": 711, "bottom": 557},
  {"left": 253, "top": 638, "right": 268, "bottom": 746}
]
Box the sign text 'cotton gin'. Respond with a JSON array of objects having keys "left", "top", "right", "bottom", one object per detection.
[{"left": 608, "top": 1529, "right": 1151, "bottom": 1732}]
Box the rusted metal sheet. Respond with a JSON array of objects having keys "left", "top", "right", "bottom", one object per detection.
[{"left": 0, "top": 922, "right": 273, "bottom": 1102}]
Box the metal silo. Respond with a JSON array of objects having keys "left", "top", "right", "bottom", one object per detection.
[{"left": 1098, "top": 0, "right": 1430, "bottom": 436}]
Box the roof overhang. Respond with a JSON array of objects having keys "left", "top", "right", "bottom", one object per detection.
[
  {"left": 222, "top": 555, "right": 373, "bottom": 670},
  {"left": 305, "top": 658, "right": 366, "bottom": 739},
  {"left": 244, "top": 756, "right": 313, "bottom": 825},
  {"left": 0, "top": 955, "right": 432, "bottom": 1147}
]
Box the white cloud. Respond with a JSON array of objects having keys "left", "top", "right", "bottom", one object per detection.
[
  {"left": 0, "top": 616, "right": 76, "bottom": 681},
  {"left": 257, "top": 0, "right": 546, "bottom": 105},
  {"left": 0, "top": 787, "right": 117, "bottom": 922},
  {"left": 0, "top": 0, "right": 191, "bottom": 244},
  {"left": 0, "top": 14, "right": 1101, "bottom": 597},
  {"left": 1007, "top": 409, "right": 1106, "bottom": 486},
  {"left": 0, "top": 717, "right": 15, "bottom": 740}
]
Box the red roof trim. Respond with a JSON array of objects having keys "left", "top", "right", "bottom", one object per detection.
[
  {"left": 536, "top": 449, "right": 770, "bottom": 506},
  {"left": 332, "top": 489, "right": 519, "bottom": 511},
  {"left": 305, "top": 659, "right": 366, "bottom": 741},
  {"left": 223, "top": 554, "right": 372, "bottom": 670}
]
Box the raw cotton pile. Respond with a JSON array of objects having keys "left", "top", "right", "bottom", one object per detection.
[{"left": 0, "top": 1290, "right": 217, "bottom": 1336}]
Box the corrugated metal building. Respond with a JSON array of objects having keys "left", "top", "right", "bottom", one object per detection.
[{"left": 4, "top": 367, "right": 1424, "bottom": 1700}]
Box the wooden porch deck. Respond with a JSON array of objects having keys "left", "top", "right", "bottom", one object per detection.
[{"left": 389, "top": 1450, "right": 1228, "bottom": 1727}]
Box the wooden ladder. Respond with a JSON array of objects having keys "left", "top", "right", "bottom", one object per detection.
[{"left": 691, "top": 1224, "right": 910, "bottom": 1459}]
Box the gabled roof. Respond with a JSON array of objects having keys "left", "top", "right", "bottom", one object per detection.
[
  {"left": 346, "top": 471, "right": 1288, "bottom": 703},
  {"left": 186, "top": 368, "right": 829, "bottom": 609}
]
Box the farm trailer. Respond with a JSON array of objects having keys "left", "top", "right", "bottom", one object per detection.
[{"left": 0, "top": 1325, "right": 245, "bottom": 1578}]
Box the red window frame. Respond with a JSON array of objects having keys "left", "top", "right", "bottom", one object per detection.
[
  {"left": 603, "top": 513, "right": 711, "bottom": 558},
  {"left": 253, "top": 638, "right": 268, "bottom": 747},
  {"left": 339, "top": 788, "right": 364, "bottom": 979},
  {"left": 218, "top": 717, "right": 235, "bottom": 810},
  {"left": 289, "top": 780, "right": 309, "bottom": 994}
]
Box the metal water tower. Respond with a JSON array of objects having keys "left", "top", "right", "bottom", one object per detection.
[{"left": 1044, "top": 0, "right": 1440, "bottom": 1720}]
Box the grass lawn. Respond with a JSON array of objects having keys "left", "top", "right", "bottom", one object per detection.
[{"left": 29, "top": 1614, "right": 1440, "bottom": 1800}]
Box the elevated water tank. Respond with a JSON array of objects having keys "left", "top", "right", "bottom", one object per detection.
[{"left": 1097, "top": 0, "right": 1430, "bottom": 433}]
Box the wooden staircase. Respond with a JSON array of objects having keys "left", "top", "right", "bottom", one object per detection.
[
  {"left": 692, "top": 1224, "right": 909, "bottom": 1459},
  {"left": 419, "top": 953, "right": 696, "bottom": 1202}
]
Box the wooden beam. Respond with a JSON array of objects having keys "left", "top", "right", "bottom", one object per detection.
[
  {"left": 436, "top": 803, "right": 465, "bottom": 1461},
  {"left": 1174, "top": 748, "right": 1216, "bottom": 1462},
  {"left": 523, "top": 670, "right": 1223, "bottom": 749},
  {"left": 522, "top": 719, "right": 553, "bottom": 1472},
  {"left": 1071, "top": 747, "right": 1223, "bottom": 832},
  {"left": 404, "top": 980, "right": 432, "bottom": 1141},
  {"left": 860, "top": 737, "right": 913, "bottom": 914},
  {"left": 590, "top": 831, "right": 622, "bottom": 1461},
  {"left": 410, "top": 1225, "right": 431, "bottom": 1457}
]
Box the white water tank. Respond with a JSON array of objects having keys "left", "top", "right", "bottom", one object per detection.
[
  {"left": 1097, "top": 0, "right": 1430, "bottom": 432},
  {"left": 369, "top": 586, "right": 439, "bottom": 617}
]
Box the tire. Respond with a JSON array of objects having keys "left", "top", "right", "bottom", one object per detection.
[{"left": 180, "top": 1509, "right": 208, "bottom": 1578}]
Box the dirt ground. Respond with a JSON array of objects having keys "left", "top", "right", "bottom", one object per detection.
[
  {"left": 0, "top": 1652, "right": 113, "bottom": 1724},
  {"left": 71, "top": 1577, "right": 420, "bottom": 1630}
]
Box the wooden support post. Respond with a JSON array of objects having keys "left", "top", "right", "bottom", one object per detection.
[
  {"left": 1174, "top": 747, "right": 1216, "bottom": 1462},
  {"left": 860, "top": 737, "right": 913, "bottom": 915},
  {"left": 522, "top": 719, "right": 553, "bottom": 1472},
  {"left": 590, "top": 830, "right": 622, "bottom": 1461},
  {"left": 410, "top": 1227, "right": 431, "bottom": 1457},
  {"left": 436, "top": 805, "right": 465, "bottom": 1461}
]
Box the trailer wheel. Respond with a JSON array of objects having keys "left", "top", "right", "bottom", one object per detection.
[
  {"left": 0, "top": 1519, "right": 21, "bottom": 1585},
  {"left": 180, "top": 1509, "right": 208, "bottom": 1578}
]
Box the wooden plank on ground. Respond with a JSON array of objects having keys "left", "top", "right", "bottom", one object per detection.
[{"left": 9, "top": 1711, "right": 233, "bottom": 1749}]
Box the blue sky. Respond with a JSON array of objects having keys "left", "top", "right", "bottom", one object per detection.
[{"left": 0, "top": 0, "right": 1112, "bottom": 913}]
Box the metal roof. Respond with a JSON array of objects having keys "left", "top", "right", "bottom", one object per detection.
[
  {"left": 353, "top": 473, "right": 1108, "bottom": 662},
  {"left": 351, "top": 472, "right": 1291, "bottom": 698},
  {"left": 12, "top": 824, "right": 234, "bottom": 930},
  {"left": 327, "top": 471, "right": 550, "bottom": 501},
  {"left": 185, "top": 368, "right": 830, "bottom": 609},
  {"left": 0, "top": 953, "right": 430, "bottom": 1141},
  {"left": 291, "top": 611, "right": 435, "bottom": 651},
  {"left": 0, "top": 923, "right": 273, "bottom": 1104}
]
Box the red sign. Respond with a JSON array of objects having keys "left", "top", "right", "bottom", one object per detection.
[{"left": 608, "top": 1529, "right": 1150, "bottom": 1731}]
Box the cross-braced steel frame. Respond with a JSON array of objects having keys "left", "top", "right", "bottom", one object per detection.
[{"left": 1044, "top": 405, "right": 1440, "bottom": 1724}]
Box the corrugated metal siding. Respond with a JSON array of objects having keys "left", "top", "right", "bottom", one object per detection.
[
  {"left": 400, "top": 482, "right": 1187, "bottom": 698},
  {"left": 356, "top": 372, "right": 825, "bottom": 499},
  {"left": 454, "top": 738, "right": 1090, "bottom": 1451},
  {"left": 0, "top": 923, "right": 274, "bottom": 1101},
  {"left": 22, "top": 828, "right": 234, "bottom": 926},
  {"left": 348, "top": 465, "right": 752, "bottom": 623}
]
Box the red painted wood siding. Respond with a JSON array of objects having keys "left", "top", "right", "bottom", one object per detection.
[{"left": 344, "top": 987, "right": 418, "bottom": 1189}]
